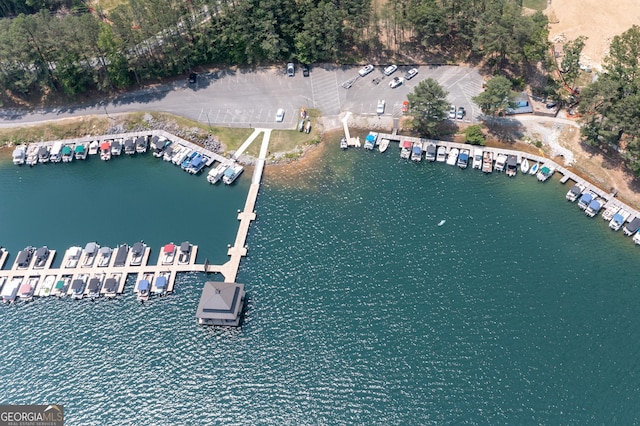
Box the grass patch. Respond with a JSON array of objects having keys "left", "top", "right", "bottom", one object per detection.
[
  {"left": 0, "top": 116, "right": 109, "bottom": 146},
  {"left": 523, "top": 0, "right": 547, "bottom": 11},
  {"left": 263, "top": 108, "right": 323, "bottom": 158}
]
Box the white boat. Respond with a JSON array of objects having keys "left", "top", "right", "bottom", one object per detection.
[
  {"left": 61, "top": 145, "right": 74, "bottom": 162},
  {"left": 18, "top": 276, "right": 38, "bottom": 301},
  {"left": 70, "top": 274, "right": 89, "bottom": 299},
  {"left": 15, "top": 246, "right": 35, "bottom": 269},
  {"left": 135, "top": 136, "right": 148, "bottom": 153},
  {"left": 130, "top": 241, "right": 146, "bottom": 266},
  {"left": 64, "top": 246, "right": 82, "bottom": 268},
  {"left": 482, "top": 151, "right": 493, "bottom": 173},
  {"left": 124, "top": 138, "right": 136, "bottom": 155},
  {"left": 446, "top": 148, "right": 459, "bottom": 165},
  {"left": 472, "top": 148, "right": 483, "bottom": 169},
  {"left": 173, "top": 146, "right": 191, "bottom": 165},
  {"left": 37, "top": 145, "right": 50, "bottom": 163},
  {"left": 25, "top": 144, "right": 39, "bottom": 166},
  {"left": 87, "top": 274, "right": 104, "bottom": 299},
  {"left": 536, "top": 165, "right": 555, "bottom": 181},
  {"left": 520, "top": 158, "right": 530, "bottom": 174},
  {"left": 505, "top": 155, "right": 518, "bottom": 177},
  {"left": 111, "top": 139, "right": 123, "bottom": 156},
  {"left": 81, "top": 242, "right": 100, "bottom": 268},
  {"left": 100, "top": 141, "right": 111, "bottom": 161},
  {"left": 161, "top": 243, "right": 177, "bottom": 265},
  {"left": 49, "top": 142, "right": 63, "bottom": 163},
  {"left": 12, "top": 145, "right": 26, "bottom": 165},
  {"left": 340, "top": 137, "right": 348, "bottom": 150},
  {"left": 378, "top": 138, "right": 389, "bottom": 153},
  {"left": 74, "top": 143, "right": 88, "bottom": 160},
  {"left": 609, "top": 208, "right": 631, "bottom": 231},
  {"left": 364, "top": 132, "right": 378, "bottom": 150},
  {"left": 52, "top": 276, "right": 71, "bottom": 297},
  {"left": 585, "top": 197, "right": 603, "bottom": 217},
  {"left": 33, "top": 246, "right": 51, "bottom": 269},
  {"left": 177, "top": 241, "right": 193, "bottom": 265},
  {"left": 103, "top": 273, "right": 121, "bottom": 298},
  {"left": 494, "top": 153, "right": 508, "bottom": 172},
  {"left": 438, "top": 220, "right": 446, "bottom": 226},
  {"left": 207, "top": 162, "right": 230, "bottom": 184},
  {"left": 436, "top": 146, "right": 446, "bottom": 162},
  {"left": 424, "top": 142, "right": 437, "bottom": 161},
  {"left": 457, "top": 149, "right": 470, "bottom": 168},
  {"left": 566, "top": 184, "right": 585, "bottom": 202},
  {"left": 223, "top": 164, "right": 244, "bottom": 185},
  {"left": 135, "top": 272, "right": 153, "bottom": 302},
  {"left": 529, "top": 162, "right": 539, "bottom": 175},
  {"left": 2, "top": 277, "right": 23, "bottom": 303},
  {"left": 163, "top": 144, "right": 178, "bottom": 161},
  {"left": 88, "top": 140, "right": 100, "bottom": 155},
  {"left": 400, "top": 141, "right": 412, "bottom": 159},
  {"left": 634, "top": 230, "right": 640, "bottom": 245},
  {"left": 153, "top": 271, "right": 170, "bottom": 295},
  {"left": 38, "top": 275, "right": 57, "bottom": 297},
  {"left": 97, "top": 246, "right": 113, "bottom": 267},
  {"left": 601, "top": 204, "right": 619, "bottom": 222},
  {"left": 577, "top": 191, "right": 597, "bottom": 210},
  {"left": 623, "top": 217, "right": 640, "bottom": 236},
  {"left": 411, "top": 143, "right": 423, "bottom": 162}
]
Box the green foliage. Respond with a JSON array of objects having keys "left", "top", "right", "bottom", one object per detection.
[
  {"left": 560, "top": 36, "right": 586, "bottom": 87},
  {"left": 472, "top": 75, "right": 514, "bottom": 116},
  {"left": 464, "top": 125, "right": 485, "bottom": 145},
  {"left": 578, "top": 25, "right": 640, "bottom": 168},
  {"left": 407, "top": 78, "right": 449, "bottom": 137}
]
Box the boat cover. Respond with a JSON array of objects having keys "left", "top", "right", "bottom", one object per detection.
[
  {"left": 612, "top": 213, "right": 624, "bottom": 224},
  {"left": 136, "top": 137, "right": 146, "bottom": 146},
  {"left": 74, "top": 145, "right": 85, "bottom": 153},
  {"left": 587, "top": 200, "right": 601, "bottom": 211},
  {"left": 412, "top": 145, "right": 422, "bottom": 154},
  {"left": 132, "top": 242, "right": 144, "bottom": 255},
  {"left": 38, "top": 146, "right": 49, "bottom": 156},
  {"left": 579, "top": 193, "right": 593, "bottom": 204},
  {"left": 111, "top": 140, "right": 121, "bottom": 148},
  {"left": 71, "top": 280, "right": 85, "bottom": 292},
  {"left": 191, "top": 155, "right": 204, "bottom": 168},
  {"left": 625, "top": 217, "right": 640, "bottom": 233},
  {"left": 540, "top": 166, "right": 550, "bottom": 174},
  {"left": 163, "top": 243, "right": 175, "bottom": 253},
  {"left": 459, "top": 152, "right": 469, "bottom": 161},
  {"left": 402, "top": 141, "right": 412, "bottom": 149},
  {"left": 62, "top": 146, "right": 72, "bottom": 155},
  {"left": 19, "top": 283, "right": 32, "bottom": 294},
  {"left": 88, "top": 278, "right": 100, "bottom": 292},
  {"left": 104, "top": 278, "right": 117, "bottom": 292},
  {"left": 155, "top": 276, "right": 167, "bottom": 289},
  {"left": 138, "top": 280, "right": 150, "bottom": 291},
  {"left": 507, "top": 155, "right": 517, "bottom": 166},
  {"left": 85, "top": 242, "right": 98, "bottom": 254},
  {"left": 35, "top": 246, "right": 49, "bottom": 258},
  {"left": 570, "top": 185, "right": 581, "bottom": 195},
  {"left": 366, "top": 134, "right": 375, "bottom": 142},
  {"left": 55, "top": 280, "right": 65, "bottom": 290},
  {"left": 426, "top": 145, "right": 436, "bottom": 154},
  {"left": 114, "top": 245, "right": 128, "bottom": 266},
  {"left": 100, "top": 142, "right": 110, "bottom": 150},
  {"left": 180, "top": 242, "right": 191, "bottom": 253},
  {"left": 99, "top": 246, "right": 111, "bottom": 256}
]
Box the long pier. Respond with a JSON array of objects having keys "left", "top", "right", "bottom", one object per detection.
[{"left": 375, "top": 132, "right": 640, "bottom": 223}]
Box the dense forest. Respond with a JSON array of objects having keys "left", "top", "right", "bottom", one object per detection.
[{"left": 0, "top": 0, "right": 548, "bottom": 101}]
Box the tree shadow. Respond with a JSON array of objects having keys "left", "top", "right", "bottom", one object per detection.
[{"left": 482, "top": 116, "right": 525, "bottom": 143}]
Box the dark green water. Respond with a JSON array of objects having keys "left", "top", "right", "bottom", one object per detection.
[{"left": 1, "top": 144, "right": 640, "bottom": 424}]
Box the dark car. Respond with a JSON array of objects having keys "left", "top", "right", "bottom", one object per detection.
[
  {"left": 188, "top": 72, "right": 197, "bottom": 84},
  {"left": 302, "top": 65, "right": 310, "bottom": 77}
]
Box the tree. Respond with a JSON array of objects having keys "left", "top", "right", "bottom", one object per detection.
[
  {"left": 472, "top": 75, "right": 514, "bottom": 116},
  {"left": 407, "top": 78, "right": 449, "bottom": 137},
  {"left": 560, "top": 36, "right": 586, "bottom": 87},
  {"left": 465, "top": 124, "right": 485, "bottom": 145}
]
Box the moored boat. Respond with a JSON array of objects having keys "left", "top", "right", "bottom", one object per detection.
[
  {"left": 634, "top": 230, "right": 640, "bottom": 245},
  {"left": 340, "top": 137, "right": 348, "bottom": 150},
  {"left": 425, "top": 142, "right": 437, "bottom": 161},
  {"left": 100, "top": 141, "right": 111, "bottom": 161},
  {"left": 162, "top": 144, "right": 176, "bottom": 161},
  {"left": 207, "top": 161, "right": 230, "bottom": 184},
  {"left": 61, "top": 145, "right": 74, "bottom": 162},
  {"left": 39, "top": 275, "right": 57, "bottom": 297},
  {"left": 494, "top": 153, "right": 508, "bottom": 172},
  {"left": 52, "top": 276, "right": 72, "bottom": 297},
  {"left": 37, "top": 145, "right": 50, "bottom": 163},
  {"left": 18, "top": 276, "right": 38, "bottom": 301},
  {"left": 70, "top": 274, "right": 89, "bottom": 299},
  {"left": 472, "top": 148, "right": 483, "bottom": 169},
  {"left": 609, "top": 208, "right": 631, "bottom": 231},
  {"left": 181, "top": 151, "right": 198, "bottom": 170},
  {"left": 15, "top": 246, "right": 35, "bottom": 269},
  {"left": 103, "top": 273, "right": 121, "bottom": 298},
  {"left": 529, "top": 162, "right": 539, "bottom": 175},
  {"left": 130, "top": 241, "right": 146, "bottom": 266},
  {"left": 436, "top": 145, "right": 447, "bottom": 162},
  {"left": 178, "top": 241, "right": 193, "bottom": 265},
  {"left": 12, "top": 145, "right": 26, "bottom": 165},
  {"left": 623, "top": 217, "right": 640, "bottom": 236},
  {"left": 578, "top": 191, "right": 596, "bottom": 210},
  {"left": 186, "top": 152, "right": 208, "bottom": 174},
  {"left": 64, "top": 246, "right": 82, "bottom": 268},
  {"left": 446, "top": 148, "right": 459, "bottom": 166},
  {"left": 585, "top": 197, "right": 603, "bottom": 217},
  {"left": 457, "top": 149, "right": 470, "bottom": 168},
  {"left": 50, "top": 142, "right": 63, "bottom": 163},
  {"left": 33, "top": 246, "right": 51, "bottom": 269},
  {"left": 136, "top": 273, "right": 153, "bottom": 302},
  {"left": 113, "top": 243, "right": 129, "bottom": 267},
  {"left": 520, "top": 158, "right": 530, "bottom": 174},
  {"left": 505, "top": 155, "right": 518, "bottom": 177},
  {"left": 152, "top": 137, "right": 171, "bottom": 157},
  {"left": 364, "top": 132, "right": 378, "bottom": 150},
  {"left": 400, "top": 141, "right": 412, "bottom": 159},
  {"left": 87, "top": 274, "right": 104, "bottom": 299},
  {"left": 601, "top": 203, "right": 619, "bottom": 222},
  {"left": 536, "top": 165, "right": 555, "bottom": 181},
  {"left": 81, "top": 242, "right": 100, "bottom": 267},
  {"left": 566, "top": 184, "right": 585, "bottom": 202},
  {"left": 2, "top": 277, "right": 23, "bottom": 303},
  {"left": 74, "top": 143, "right": 88, "bottom": 160},
  {"left": 135, "top": 136, "right": 148, "bottom": 153},
  {"left": 173, "top": 147, "right": 192, "bottom": 165},
  {"left": 111, "top": 139, "right": 123, "bottom": 156},
  {"left": 378, "top": 138, "right": 389, "bottom": 153},
  {"left": 223, "top": 164, "right": 244, "bottom": 185},
  {"left": 411, "top": 143, "right": 422, "bottom": 162},
  {"left": 26, "top": 144, "right": 39, "bottom": 166},
  {"left": 88, "top": 140, "right": 100, "bottom": 155},
  {"left": 161, "top": 243, "right": 177, "bottom": 265},
  {"left": 153, "top": 271, "right": 170, "bottom": 295},
  {"left": 482, "top": 151, "right": 493, "bottom": 173},
  {"left": 97, "top": 246, "right": 113, "bottom": 267},
  {"left": 124, "top": 138, "right": 136, "bottom": 155}
]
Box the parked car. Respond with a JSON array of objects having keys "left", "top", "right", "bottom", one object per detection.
[
  {"left": 389, "top": 77, "right": 404, "bottom": 88},
  {"left": 287, "top": 63, "right": 295, "bottom": 77},
  {"left": 376, "top": 100, "right": 385, "bottom": 115},
  {"left": 302, "top": 65, "right": 310, "bottom": 77},
  {"left": 275, "top": 108, "right": 285, "bottom": 122},
  {"left": 383, "top": 65, "right": 398, "bottom": 76},
  {"left": 448, "top": 105, "right": 456, "bottom": 119},
  {"left": 402, "top": 101, "right": 409, "bottom": 113},
  {"left": 404, "top": 68, "right": 419, "bottom": 80},
  {"left": 359, "top": 64, "right": 374, "bottom": 77},
  {"left": 456, "top": 106, "right": 465, "bottom": 119}
]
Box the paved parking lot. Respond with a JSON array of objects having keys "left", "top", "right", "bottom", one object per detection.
[{"left": 0, "top": 65, "right": 484, "bottom": 130}]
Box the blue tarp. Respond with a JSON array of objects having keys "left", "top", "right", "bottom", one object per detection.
[
  {"left": 156, "top": 276, "right": 167, "bottom": 289},
  {"left": 580, "top": 193, "right": 593, "bottom": 204},
  {"left": 138, "top": 280, "right": 150, "bottom": 291}
]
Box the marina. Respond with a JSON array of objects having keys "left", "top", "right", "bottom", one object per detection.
[{"left": 344, "top": 131, "right": 640, "bottom": 245}]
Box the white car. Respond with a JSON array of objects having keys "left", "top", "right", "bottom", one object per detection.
[
  {"left": 456, "top": 107, "right": 466, "bottom": 119},
  {"left": 389, "top": 77, "right": 404, "bottom": 88},
  {"left": 404, "top": 68, "right": 418, "bottom": 80},
  {"left": 275, "top": 108, "right": 285, "bottom": 122},
  {"left": 376, "top": 100, "right": 385, "bottom": 115},
  {"left": 448, "top": 105, "right": 456, "bottom": 119},
  {"left": 358, "top": 64, "right": 374, "bottom": 77},
  {"left": 383, "top": 65, "right": 397, "bottom": 76}
]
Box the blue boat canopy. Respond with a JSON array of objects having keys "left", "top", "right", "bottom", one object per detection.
[
  {"left": 156, "top": 276, "right": 167, "bottom": 289},
  {"left": 365, "top": 134, "right": 375, "bottom": 142},
  {"left": 580, "top": 193, "right": 593, "bottom": 203},
  {"left": 412, "top": 146, "right": 421, "bottom": 154},
  {"left": 588, "top": 200, "right": 601, "bottom": 211},
  {"left": 612, "top": 213, "right": 624, "bottom": 223},
  {"left": 459, "top": 152, "right": 469, "bottom": 160},
  {"left": 138, "top": 280, "right": 150, "bottom": 291}
]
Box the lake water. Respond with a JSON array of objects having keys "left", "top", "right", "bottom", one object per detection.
[{"left": 1, "top": 142, "right": 639, "bottom": 424}]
